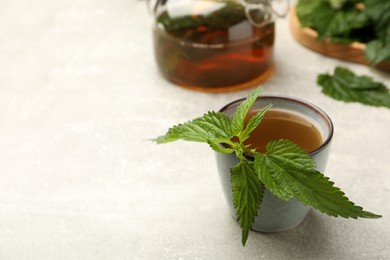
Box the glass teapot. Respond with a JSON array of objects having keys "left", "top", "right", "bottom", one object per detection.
[{"left": 149, "top": 0, "right": 289, "bottom": 92}]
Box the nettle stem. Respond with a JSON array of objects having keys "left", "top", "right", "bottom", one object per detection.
[{"left": 231, "top": 141, "right": 257, "bottom": 160}]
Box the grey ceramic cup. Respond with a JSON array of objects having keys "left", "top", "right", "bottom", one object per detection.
[{"left": 215, "top": 96, "right": 334, "bottom": 232}]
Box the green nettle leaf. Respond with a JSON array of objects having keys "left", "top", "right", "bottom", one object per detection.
[
  {"left": 154, "top": 111, "right": 233, "bottom": 144},
  {"left": 312, "top": 2, "right": 370, "bottom": 42},
  {"left": 382, "top": 24, "right": 390, "bottom": 46},
  {"left": 254, "top": 153, "right": 294, "bottom": 201},
  {"left": 261, "top": 140, "right": 317, "bottom": 170},
  {"left": 230, "top": 88, "right": 262, "bottom": 137},
  {"left": 328, "top": 0, "right": 347, "bottom": 9},
  {"left": 365, "top": 40, "right": 390, "bottom": 64},
  {"left": 297, "top": 0, "right": 377, "bottom": 45},
  {"left": 231, "top": 160, "right": 264, "bottom": 246},
  {"left": 153, "top": 86, "right": 381, "bottom": 246},
  {"left": 317, "top": 67, "right": 390, "bottom": 108},
  {"left": 254, "top": 140, "right": 381, "bottom": 219},
  {"left": 240, "top": 104, "right": 273, "bottom": 143},
  {"left": 331, "top": 66, "right": 382, "bottom": 90},
  {"left": 296, "top": 0, "right": 324, "bottom": 28},
  {"left": 254, "top": 140, "right": 316, "bottom": 200},
  {"left": 364, "top": 0, "right": 390, "bottom": 40}
]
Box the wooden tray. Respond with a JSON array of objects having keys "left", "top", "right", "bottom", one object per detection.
[{"left": 289, "top": 6, "right": 390, "bottom": 72}]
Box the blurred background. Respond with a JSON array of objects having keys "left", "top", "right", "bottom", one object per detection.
[{"left": 0, "top": 0, "right": 389, "bottom": 259}]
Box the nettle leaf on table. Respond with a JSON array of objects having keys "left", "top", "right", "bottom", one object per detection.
[{"left": 317, "top": 67, "right": 390, "bottom": 108}]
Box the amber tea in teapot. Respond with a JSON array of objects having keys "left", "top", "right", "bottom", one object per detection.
[{"left": 152, "top": 0, "right": 278, "bottom": 91}]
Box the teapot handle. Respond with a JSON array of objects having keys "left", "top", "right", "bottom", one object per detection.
[
  {"left": 244, "top": 0, "right": 289, "bottom": 27},
  {"left": 146, "top": 0, "right": 167, "bottom": 14}
]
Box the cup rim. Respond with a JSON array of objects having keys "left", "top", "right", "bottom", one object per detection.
[{"left": 218, "top": 95, "right": 334, "bottom": 157}]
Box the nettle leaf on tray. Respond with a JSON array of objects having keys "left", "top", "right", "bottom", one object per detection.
[
  {"left": 364, "top": 0, "right": 390, "bottom": 63},
  {"left": 311, "top": 2, "right": 370, "bottom": 42},
  {"left": 296, "top": 0, "right": 324, "bottom": 28},
  {"left": 296, "top": 0, "right": 390, "bottom": 63},
  {"left": 365, "top": 39, "right": 390, "bottom": 65},
  {"left": 365, "top": 0, "right": 390, "bottom": 39},
  {"left": 317, "top": 67, "right": 390, "bottom": 108}
]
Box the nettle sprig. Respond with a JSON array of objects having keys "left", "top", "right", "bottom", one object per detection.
[{"left": 153, "top": 88, "right": 381, "bottom": 246}]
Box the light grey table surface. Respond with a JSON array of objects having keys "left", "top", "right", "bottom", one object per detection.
[{"left": 0, "top": 1, "right": 389, "bottom": 259}]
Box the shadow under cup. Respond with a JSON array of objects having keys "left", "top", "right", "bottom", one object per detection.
[{"left": 215, "top": 96, "right": 334, "bottom": 232}]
